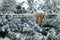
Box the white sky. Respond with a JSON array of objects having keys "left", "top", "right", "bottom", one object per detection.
[
  {"left": 15, "top": 0, "right": 44, "bottom": 3},
  {"left": 0, "top": 0, "right": 44, "bottom": 9},
  {"left": 15, "top": 0, "right": 27, "bottom": 3},
  {"left": 15, "top": 0, "right": 44, "bottom": 9}
]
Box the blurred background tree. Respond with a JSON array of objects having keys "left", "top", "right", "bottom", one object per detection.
[
  {"left": 14, "top": 2, "right": 27, "bottom": 14},
  {"left": 41, "top": 0, "right": 59, "bottom": 14},
  {"left": 0, "top": 0, "right": 16, "bottom": 14}
]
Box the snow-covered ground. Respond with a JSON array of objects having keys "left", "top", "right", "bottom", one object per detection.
[
  {"left": 0, "top": 37, "right": 10, "bottom": 40},
  {"left": 0, "top": 15, "right": 60, "bottom": 40}
]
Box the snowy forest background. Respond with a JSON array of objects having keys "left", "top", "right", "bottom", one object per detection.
[{"left": 0, "top": 0, "right": 60, "bottom": 40}]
